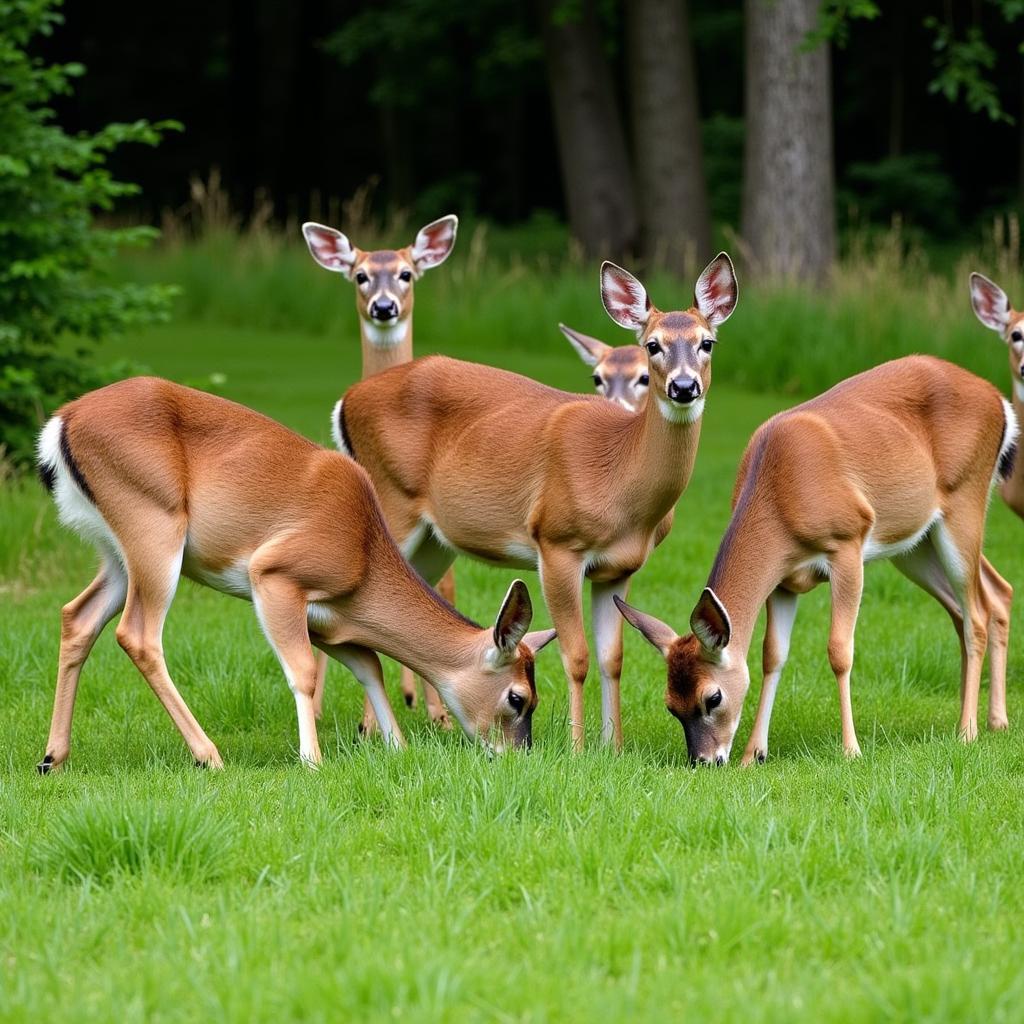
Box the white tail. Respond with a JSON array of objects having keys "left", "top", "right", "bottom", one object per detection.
[
  {"left": 36, "top": 377, "right": 554, "bottom": 771},
  {"left": 337, "top": 255, "right": 738, "bottom": 751},
  {"left": 617, "top": 355, "right": 1015, "bottom": 764}
]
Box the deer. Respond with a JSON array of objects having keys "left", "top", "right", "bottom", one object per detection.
[
  {"left": 615, "top": 355, "right": 1016, "bottom": 765},
  {"left": 35, "top": 377, "right": 555, "bottom": 772},
  {"left": 302, "top": 214, "right": 458, "bottom": 732},
  {"left": 334, "top": 254, "right": 739, "bottom": 751},
  {"left": 969, "top": 272, "right": 1024, "bottom": 520},
  {"left": 559, "top": 323, "right": 649, "bottom": 412}
]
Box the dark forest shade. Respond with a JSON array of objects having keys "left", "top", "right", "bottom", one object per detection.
[{"left": 33, "top": 0, "right": 1024, "bottom": 245}]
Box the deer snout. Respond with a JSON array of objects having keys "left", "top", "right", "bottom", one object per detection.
[
  {"left": 667, "top": 376, "right": 701, "bottom": 404},
  {"left": 369, "top": 298, "right": 398, "bottom": 321}
]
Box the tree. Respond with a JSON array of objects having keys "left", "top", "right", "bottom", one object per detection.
[
  {"left": 741, "top": 0, "right": 836, "bottom": 283},
  {"left": 626, "top": 0, "right": 710, "bottom": 270},
  {"left": 0, "top": 0, "right": 178, "bottom": 468},
  {"left": 540, "top": 0, "right": 637, "bottom": 260}
]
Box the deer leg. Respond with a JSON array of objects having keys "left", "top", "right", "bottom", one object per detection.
[
  {"left": 249, "top": 568, "right": 322, "bottom": 767},
  {"left": 591, "top": 575, "right": 631, "bottom": 750},
  {"left": 115, "top": 524, "right": 222, "bottom": 768},
  {"left": 316, "top": 641, "right": 407, "bottom": 750},
  {"left": 741, "top": 586, "right": 799, "bottom": 766},
  {"left": 539, "top": 548, "right": 588, "bottom": 752},
  {"left": 312, "top": 650, "right": 329, "bottom": 720},
  {"left": 980, "top": 557, "right": 1012, "bottom": 731},
  {"left": 38, "top": 560, "right": 128, "bottom": 773},
  {"left": 827, "top": 548, "right": 865, "bottom": 758},
  {"left": 932, "top": 514, "right": 987, "bottom": 742}
]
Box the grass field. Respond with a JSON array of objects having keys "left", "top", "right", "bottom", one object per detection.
[{"left": 3, "top": 242, "right": 1024, "bottom": 1022}]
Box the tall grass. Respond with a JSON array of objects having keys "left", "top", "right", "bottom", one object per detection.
[{"left": 112, "top": 186, "right": 1024, "bottom": 400}]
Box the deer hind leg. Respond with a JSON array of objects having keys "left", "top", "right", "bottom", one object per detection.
[
  {"left": 539, "top": 548, "right": 588, "bottom": 752},
  {"left": 316, "top": 641, "right": 407, "bottom": 751},
  {"left": 115, "top": 521, "right": 222, "bottom": 768},
  {"left": 312, "top": 650, "right": 329, "bottom": 721},
  {"left": 741, "top": 586, "right": 799, "bottom": 766},
  {"left": 827, "top": 547, "right": 865, "bottom": 758},
  {"left": 39, "top": 559, "right": 128, "bottom": 773},
  {"left": 591, "top": 575, "right": 631, "bottom": 751},
  {"left": 980, "top": 556, "right": 1012, "bottom": 731},
  {"left": 932, "top": 512, "right": 988, "bottom": 742}
]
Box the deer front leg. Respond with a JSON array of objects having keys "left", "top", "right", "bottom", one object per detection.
[
  {"left": 980, "top": 556, "right": 1012, "bottom": 732},
  {"left": 827, "top": 548, "right": 865, "bottom": 758},
  {"left": 591, "top": 575, "right": 631, "bottom": 750},
  {"left": 539, "top": 547, "right": 588, "bottom": 752},
  {"left": 741, "top": 587, "right": 799, "bottom": 766}
]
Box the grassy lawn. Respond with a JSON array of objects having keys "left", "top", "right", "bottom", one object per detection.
[{"left": 3, "top": 294, "right": 1024, "bottom": 1021}]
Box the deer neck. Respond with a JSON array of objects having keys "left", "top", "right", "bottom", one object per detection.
[
  {"left": 352, "top": 550, "right": 481, "bottom": 696},
  {"left": 1010, "top": 373, "right": 1024, "bottom": 412},
  {"left": 359, "top": 317, "right": 414, "bottom": 378},
  {"left": 613, "top": 393, "right": 703, "bottom": 521},
  {"left": 705, "top": 495, "right": 792, "bottom": 660}
]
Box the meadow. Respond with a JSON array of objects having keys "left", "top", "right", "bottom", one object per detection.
[{"left": 2, "top": 227, "right": 1024, "bottom": 1022}]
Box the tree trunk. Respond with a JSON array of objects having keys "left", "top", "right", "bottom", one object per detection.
[
  {"left": 540, "top": 0, "right": 637, "bottom": 260},
  {"left": 626, "top": 0, "right": 711, "bottom": 272},
  {"left": 741, "top": 0, "right": 836, "bottom": 284}
]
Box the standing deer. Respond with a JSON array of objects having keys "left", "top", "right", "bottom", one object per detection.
[
  {"left": 302, "top": 215, "right": 458, "bottom": 731},
  {"left": 335, "top": 255, "right": 738, "bottom": 750},
  {"left": 559, "top": 323, "right": 649, "bottom": 412},
  {"left": 970, "top": 272, "right": 1024, "bottom": 519},
  {"left": 36, "top": 378, "right": 553, "bottom": 771},
  {"left": 616, "top": 356, "right": 1015, "bottom": 764}
]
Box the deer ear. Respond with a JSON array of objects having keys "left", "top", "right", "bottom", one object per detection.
[
  {"left": 970, "top": 272, "right": 1011, "bottom": 333},
  {"left": 302, "top": 222, "right": 357, "bottom": 277},
  {"left": 559, "top": 323, "right": 612, "bottom": 368},
  {"left": 614, "top": 596, "right": 677, "bottom": 659},
  {"left": 690, "top": 588, "right": 731, "bottom": 655},
  {"left": 601, "top": 263, "right": 651, "bottom": 332},
  {"left": 411, "top": 214, "right": 458, "bottom": 273},
  {"left": 694, "top": 253, "right": 738, "bottom": 327},
  {"left": 492, "top": 579, "right": 533, "bottom": 660},
  {"left": 522, "top": 628, "right": 557, "bottom": 655}
]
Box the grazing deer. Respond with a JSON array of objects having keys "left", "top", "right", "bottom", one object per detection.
[
  {"left": 336, "top": 255, "right": 738, "bottom": 750},
  {"left": 617, "top": 356, "right": 1015, "bottom": 765},
  {"left": 35, "top": 377, "right": 554, "bottom": 771},
  {"left": 559, "top": 323, "right": 649, "bottom": 412},
  {"left": 970, "top": 272, "right": 1024, "bottom": 519},
  {"left": 302, "top": 215, "right": 458, "bottom": 730}
]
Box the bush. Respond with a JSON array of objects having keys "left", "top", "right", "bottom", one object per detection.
[{"left": 0, "top": 0, "right": 178, "bottom": 469}]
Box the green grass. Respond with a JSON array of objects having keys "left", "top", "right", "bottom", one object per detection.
[{"left": 3, "top": 245, "right": 1024, "bottom": 1021}]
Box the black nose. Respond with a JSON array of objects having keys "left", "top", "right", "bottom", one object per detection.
[
  {"left": 667, "top": 377, "right": 701, "bottom": 404},
  {"left": 370, "top": 299, "right": 398, "bottom": 321}
]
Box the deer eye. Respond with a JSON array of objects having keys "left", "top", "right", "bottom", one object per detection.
[
  {"left": 399, "top": 270, "right": 412, "bottom": 282},
  {"left": 592, "top": 374, "right": 603, "bottom": 387},
  {"left": 700, "top": 338, "right": 714, "bottom": 354},
  {"left": 508, "top": 691, "right": 525, "bottom": 714},
  {"left": 645, "top": 340, "right": 662, "bottom": 356},
  {"left": 638, "top": 374, "right": 649, "bottom": 387},
  {"left": 705, "top": 689, "right": 723, "bottom": 713},
  {"left": 355, "top": 271, "right": 369, "bottom": 285},
  {"left": 1012, "top": 330, "right": 1023, "bottom": 343}
]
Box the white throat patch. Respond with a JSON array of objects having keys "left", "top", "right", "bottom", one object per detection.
[
  {"left": 656, "top": 394, "right": 705, "bottom": 424},
  {"left": 362, "top": 319, "right": 409, "bottom": 348}
]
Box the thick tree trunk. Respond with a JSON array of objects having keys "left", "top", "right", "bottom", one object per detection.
[
  {"left": 540, "top": 0, "right": 637, "bottom": 260},
  {"left": 626, "top": 0, "right": 711, "bottom": 271},
  {"left": 741, "top": 0, "right": 836, "bottom": 284}
]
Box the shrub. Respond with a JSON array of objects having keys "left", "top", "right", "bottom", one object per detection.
[{"left": 0, "top": 0, "right": 178, "bottom": 469}]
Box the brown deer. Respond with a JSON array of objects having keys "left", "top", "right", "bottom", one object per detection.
[
  {"left": 559, "top": 323, "right": 649, "bottom": 412},
  {"left": 35, "top": 377, "right": 554, "bottom": 771},
  {"left": 335, "top": 255, "right": 738, "bottom": 750},
  {"left": 302, "top": 215, "right": 458, "bottom": 731},
  {"left": 969, "top": 272, "right": 1024, "bottom": 519},
  {"left": 617, "top": 356, "right": 1015, "bottom": 764}
]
